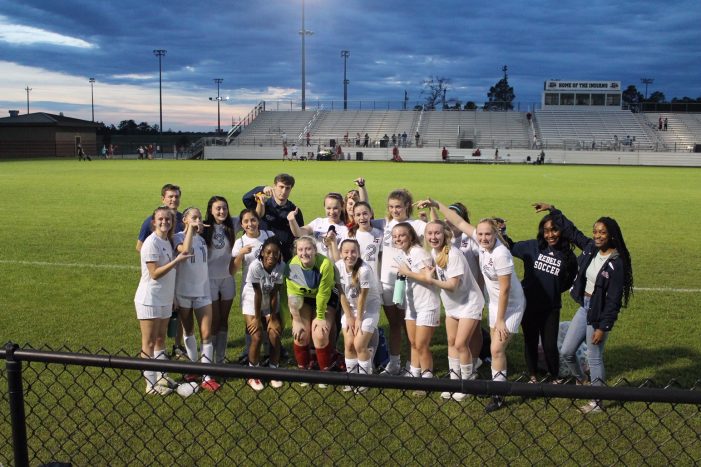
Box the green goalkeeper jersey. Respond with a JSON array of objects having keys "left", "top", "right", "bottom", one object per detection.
[{"left": 286, "top": 254, "right": 336, "bottom": 320}]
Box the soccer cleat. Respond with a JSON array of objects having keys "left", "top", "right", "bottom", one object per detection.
[
  {"left": 452, "top": 392, "right": 468, "bottom": 402},
  {"left": 173, "top": 346, "right": 189, "bottom": 361},
  {"left": 200, "top": 379, "right": 222, "bottom": 392},
  {"left": 380, "top": 365, "right": 402, "bottom": 376},
  {"left": 354, "top": 386, "right": 368, "bottom": 394},
  {"left": 317, "top": 383, "right": 329, "bottom": 389},
  {"left": 485, "top": 396, "right": 504, "bottom": 413},
  {"left": 270, "top": 380, "right": 284, "bottom": 389},
  {"left": 412, "top": 389, "right": 427, "bottom": 397},
  {"left": 146, "top": 384, "right": 173, "bottom": 396},
  {"left": 297, "top": 382, "right": 310, "bottom": 387},
  {"left": 247, "top": 378, "right": 264, "bottom": 391},
  {"left": 183, "top": 374, "right": 199, "bottom": 383},
  {"left": 580, "top": 400, "right": 604, "bottom": 414},
  {"left": 441, "top": 391, "right": 453, "bottom": 400},
  {"left": 156, "top": 375, "right": 179, "bottom": 389},
  {"left": 343, "top": 385, "right": 354, "bottom": 392}
]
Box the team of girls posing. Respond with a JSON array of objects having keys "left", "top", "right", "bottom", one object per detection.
[{"left": 134, "top": 179, "right": 633, "bottom": 412}]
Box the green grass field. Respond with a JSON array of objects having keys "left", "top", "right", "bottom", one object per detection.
[
  {"left": 1, "top": 159, "right": 701, "bottom": 464},
  {"left": 1, "top": 159, "right": 700, "bottom": 383}
]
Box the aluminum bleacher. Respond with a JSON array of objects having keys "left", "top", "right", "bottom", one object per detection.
[{"left": 642, "top": 113, "right": 700, "bottom": 152}]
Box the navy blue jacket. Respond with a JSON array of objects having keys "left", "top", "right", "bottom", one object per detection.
[
  {"left": 242, "top": 186, "right": 303, "bottom": 262},
  {"left": 511, "top": 239, "right": 577, "bottom": 313},
  {"left": 550, "top": 208, "right": 625, "bottom": 331}
]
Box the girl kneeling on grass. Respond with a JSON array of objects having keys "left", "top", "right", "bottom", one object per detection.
[
  {"left": 336, "top": 239, "right": 382, "bottom": 393},
  {"left": 421, "top": 199, "right": 525, "bottom": 412},
  {"left": 536, "top": 203, "right": 633, "bottom": 414},
  {"left": 173, "top": 207, "right": 220, "bottom": 392},
  {"left": 135, "top": 206, "right": 192, "bottom": 395},
  {"left": 244, "top": 237, "right": 286, "bottom": 391},
  {"left": 286, "top": 236, "right": 339, "bottom": 382},
  {"left": 393, "top": 222, "right": 441, "bottom": 389},
  {"left": 416, "top": 220, "right": 485, "bottom": 401}
]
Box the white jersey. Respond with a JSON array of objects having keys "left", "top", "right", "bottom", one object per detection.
[
  {"left": 245, "top": 259, "right": 285, "bottom": 311},
  {"left": 473, "top": 232, "right": 526, "bottom": 319},
  {"left": 172, "top": 231, "right": 209, "bottom": 297},
  {"left": 335, "top": 259, "right": 382, "bottom": 317},
  {"left": 433, "top": 246, "right": 484, "bottom": 315},
  {"left": 307, "top": 217, "right": 348, "bottom": 258},
  {"left": 375, "top": 218, "right": 427, "bottom": 285},
  {"left": 231, "top": 230, "right": 275, "bottom": 292},
  {"left": 351, "top": 227, "right": 383, "bottom": 274},
  {"left": 400, "top": 245, "right": 440, "bottom": 312},
  {"left": 207, "top": 224, "right": 234, "bottom": 280},
  {"left": 135, "top": 233, "right": 176, "bottom": 307},
  {"left": 453, "top": 233, "right": 481, "bottom": 282}
]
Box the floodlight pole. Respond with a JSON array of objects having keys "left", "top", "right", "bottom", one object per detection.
[
  {"left": 299, "top": 0, "right": 313, "bottom": 110},
  {"left": 211, "top": 78, "right": 223, "bottom": 133},
  {"left": 153, "top": 49, "right": 167, "bottom": 156},
  {"left": 25, "top": 86, "right": 32, "bottom": 114},
  {"left": 89, "top": 78, "right": 95, "bottom": 122},
  {"left": 640, "top": 77, "right": 654, "bottom": 100},
  {"left": 341, "top": 50, "right": 350, "bottom": 110}
]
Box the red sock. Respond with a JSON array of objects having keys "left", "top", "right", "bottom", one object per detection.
[
  {"left": 316, "top": 343, "right": 335, "bottom": 371},
  {"left": 293, "top": 343, "right": 310, "bottom": 369}
]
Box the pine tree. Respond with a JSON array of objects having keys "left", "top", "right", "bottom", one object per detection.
[{"left": 486, "top": 66, "right": 515, "bottom": 111}]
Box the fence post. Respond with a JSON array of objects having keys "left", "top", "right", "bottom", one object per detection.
[{"left": 5, "top": 342, "right": 29, "bottom": 467}]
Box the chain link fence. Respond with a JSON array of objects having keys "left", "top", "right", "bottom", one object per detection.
[{"left": 2, "top": 343, "right": 700, "bottom": 466}]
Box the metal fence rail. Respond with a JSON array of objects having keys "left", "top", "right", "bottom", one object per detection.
[{"left": 2, "top": 344, "right": 701, "bottom": 466}]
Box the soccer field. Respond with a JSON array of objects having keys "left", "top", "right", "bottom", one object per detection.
[{"left": 0, "top": 159, "right": 700, "bottom": 385}]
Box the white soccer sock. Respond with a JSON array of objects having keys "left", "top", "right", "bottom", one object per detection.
[
  {"left": 359, "top": 360, "right": 373, "bottom": 375},
  {"left": 389, "top": 354, "right": 400, "bottom": 368},
  {"left": 201, "top": 340, "right": 214, "bottom": 381},
  {"left": 144, "top": 370, "right": 157, "bottom": 387},
  {"left": 154, "top": 348, "right": 167, "bottom": 382},
  {"left": 448, "top": 357, "right": 460, "bottom": 379},
  {"left": 184, "top": 334, "right": 198, "bottom": 362},
  {"left": 491, "top": 368, "right": 507, "bottom": 382},
  {"left": 215, "top": 330, "right": 228, "bottom": 363},
  {"left": 460, "top": 364, "right": 474, "bottom": 380},
  {"left": 409, "top": 365, "right": 421, "bottom": 378},
  {"left": 345, "top": 358, "right": 359, "bottom": 373}
]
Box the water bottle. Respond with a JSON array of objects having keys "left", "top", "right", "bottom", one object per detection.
[
  {"left": 392, "top": 275, "right": 406, "bottom": 307},
  {"left": 167, "top": 311, "right": 179, "bottom": 338}
]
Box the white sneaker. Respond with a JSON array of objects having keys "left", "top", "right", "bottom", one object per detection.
[
  {"left": 343, "top": 385, "right": 354, "bottom": 392},
  {"left": 580, "top": 400, "right": 604, "bottom": 414},
  {"left": 380, "top": 365, "right": 401, "bottom": 376},
  {"left": 146, "top": 383, "right": 173, "bottom": 395},
  {"left": 247, "top": 378, "right": 264, "bottom": 391},
  {"left": 156, "top": 375, "right": 178, "bottom": 389},
  {"left": 441, "top": 391, "right": 453, "bottom": 400},
  {"left": 298, "top": 382, "right": 310, "bottom": 387},
  {"left": 317, "top": 383, "right": 328, "bottom": 389},
  {"left": 452, "top": 392, "right": 467, "bottom": 402},
  {"left": 270, "top": 380, "right": 284, "bottom": 389},
  {"left": 354, "top": 386, "right": 368, "bottom": 394}
]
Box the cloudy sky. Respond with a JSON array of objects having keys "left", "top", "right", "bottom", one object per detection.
[{"left": 0, "top": 0, "right": 699, "bottom": 131}]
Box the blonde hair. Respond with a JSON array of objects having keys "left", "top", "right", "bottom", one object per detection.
[
  {"left": 477, "top": 218, "right": 507, "bottom": 247},
  {"left": 425, "top": 220, "right": 453, "bottom": 269},
  {"left": 294, "top": 235, "right": 317, "bottom": 254}
]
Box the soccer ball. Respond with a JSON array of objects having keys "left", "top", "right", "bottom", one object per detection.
[{"left": 176, "top": 382, "right": 200, "bottom": 398}]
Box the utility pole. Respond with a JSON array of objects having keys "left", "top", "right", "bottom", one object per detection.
[
  {"left": 341, "top": 50, "right": 350, "bottom": 110},
  {"left": 209, "top": 78, "right": 224, "bottom": 133}
]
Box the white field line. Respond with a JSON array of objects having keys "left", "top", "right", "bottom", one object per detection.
[
  {"left": 1, "top": 260, "right": 700, "bottom": 292},
  {"left": 0, "top": 259, "right": 138, "bottom": 271}
]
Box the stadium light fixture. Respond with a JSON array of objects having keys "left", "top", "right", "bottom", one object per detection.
[
  {"left": 209, "top": 78, "right": 228, "bottom": 134},
  {"left": 640, "top": 78, "right": 654, "bottom": 100},
  {"left": 300, "top": 0, "right": 314, "bottom": 110},
  {"left": 25, "top": 86, "right": 32, "bottom": 114},
  {"left": 89, "top": 78, "right": 95, "bottom": 122}
]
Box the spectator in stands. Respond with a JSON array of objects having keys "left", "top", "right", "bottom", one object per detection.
[
  {"left": 382, "top": 134, "right": 390, "bottom": 148},
  {"left": 664, "top": 117, "right": 668, "bottom": 131},
  {"left": 494, "top": 148, "right": 499, "bottom": 160},
  {"left": 391, "top": 134, "right": 397, "bottom": 146},
  {"left": 286, "top": 236, "right": 339, "bottom": 374},
  {"left": 472, "top": 147, "right": 481, "bottom": 157},
  {"left": 363, "top": 133, "right": 369, "bottom": 147},
  {"left": 282, "top": 132, "right": 287, "bottom": 145},
  {"left": 415, "top": 131, "right": 421, "bottom": 147},
  {"left": 202, "top": 196, "right": 241, "bottom": 364},
  {"left": 442, "top": 146, "right": 449, "bottom": 162},
  {"left": 391, "top": 145, "right": 403, "bottom": 162},
  {"left": 344, "top": 131, "right": 350, "bottom": 145},
  {"left": 306, "top": 132, "right": 311, "bottom": 147},
  {"left": 658, "top": 116, "right": 663, "bottom": 130},
  {"left": 134, "top": 206, "right": 192, "bottom": 395},
  {"left": 291, "top": 144, "right": 299, "bottom": 160},
  {"left": 421, "top": 199, "right": 525, "bottom": 413},
  {"left": 537, "top": 203, "right": 633, "bottom": 414},
  {"left": 355, "top": 132, "right": 361, "bottom": 146},
  {"left": 532, "top": 135, "right": 538, "bottom": 149},
  {"left": 335, "top": 144, "right": 343, "bottom": 161},
  {"left": 282, "top": 144, "right": 289, "bottom": 161},
  {"left": 510, "top": 208, "right": 577, "bottom": 383},
  {"left": 402, "top": 131, "right": 408, "bottom": 147}
]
